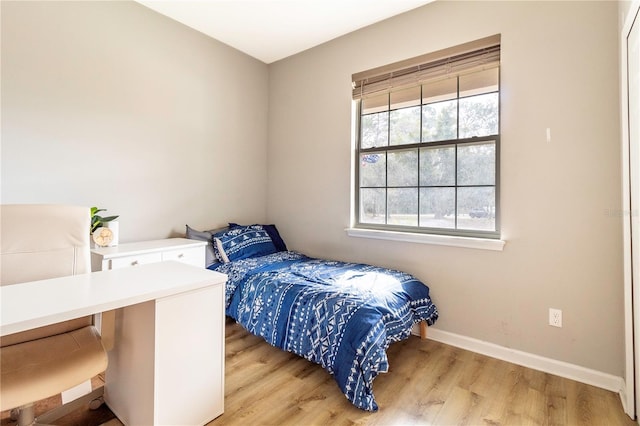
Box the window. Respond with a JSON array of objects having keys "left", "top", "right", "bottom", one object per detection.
[{"left": 353, "top": 35, "right": 501, "bottom": 239}]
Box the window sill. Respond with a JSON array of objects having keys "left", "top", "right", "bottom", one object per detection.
[{"left": 345, "top": 228, "right": 506, "bottom": 251}]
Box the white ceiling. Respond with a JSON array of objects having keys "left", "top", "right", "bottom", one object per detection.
[{"left": 135, "top": 0, "right": 434, "bottom": 64}]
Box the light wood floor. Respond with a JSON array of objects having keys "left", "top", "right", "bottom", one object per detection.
[
  {"left": 3, "top": 318, "right": 633, "bottom": 426},
  {"left": 210, "top": 317, "right": 635, "bottom": 426}
]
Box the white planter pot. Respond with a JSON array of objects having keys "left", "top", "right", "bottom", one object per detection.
[{"left": 105, "top": 221, "right": 119, "bottom": 247}]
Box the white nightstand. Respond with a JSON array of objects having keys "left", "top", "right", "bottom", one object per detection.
[{"left": 91, "top": 238, "right": 207, "bottom": 271}]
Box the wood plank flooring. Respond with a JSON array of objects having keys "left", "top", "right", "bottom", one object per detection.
[
  {"left": 211, "top": 317, "right": 635, "bottom": 426},
  {"left": 2, "top": 317, "right": 634, "bottom": 425}
]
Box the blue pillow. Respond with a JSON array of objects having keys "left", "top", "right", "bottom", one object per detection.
[
  {"left": 228, "top": 223, "right": 287, "bottom": 252},
  {"left": 213, "top": 225, "right": 277, "bottom": 262}
]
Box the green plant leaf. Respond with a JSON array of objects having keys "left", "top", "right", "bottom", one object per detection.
[{"left": 90, "top": 207, "right": 117, "bottom": 233}]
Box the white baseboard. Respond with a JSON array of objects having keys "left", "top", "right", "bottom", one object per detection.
[{"left": 412, "top": 325, "right": 625, "bottom": 395}]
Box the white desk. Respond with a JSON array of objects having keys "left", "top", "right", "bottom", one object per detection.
[{"left": 1, "top": 261, "right": 227, "bottom": 426}]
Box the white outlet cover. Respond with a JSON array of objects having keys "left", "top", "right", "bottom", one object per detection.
[{"left": 549, "top": 308, "right": 562, "bottom": 327}]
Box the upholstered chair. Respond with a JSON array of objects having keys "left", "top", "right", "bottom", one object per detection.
[{"left": 0, "top": 204, "right": 108, "bottom": 425}]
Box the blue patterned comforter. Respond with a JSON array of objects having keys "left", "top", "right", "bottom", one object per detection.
[{"left": 211, "top": 251, "right": 438, "bottom": 411}]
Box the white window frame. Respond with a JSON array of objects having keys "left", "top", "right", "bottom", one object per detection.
[{"left": 348, "top": 37, "right": 505, "bottom": 250}]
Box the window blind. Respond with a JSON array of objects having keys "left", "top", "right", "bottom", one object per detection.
[{"left": 352, "top": 34, "right": 501, "bottom": 100}]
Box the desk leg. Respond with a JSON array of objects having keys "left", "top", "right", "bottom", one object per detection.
[
  {"left": 104, "top": 301, "right": 155, "bottom": 425},
  {"left": 105, "top": 285, "right": 224, "bottom": 426}
]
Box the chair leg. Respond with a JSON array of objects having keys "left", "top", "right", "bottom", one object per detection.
[
  {"left": 14, "top": 404, "right": 35, "bottom": 426},
  {"left": 89, "top": 395, "right": 104, "bottom": 410},
  {"left": 35, "top": 386, "right": 104, "bottom": 424}
]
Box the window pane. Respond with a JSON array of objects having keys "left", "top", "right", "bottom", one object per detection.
[
  {"left": 362, "top": 93, "right": 389, "bottom": 114},
  {"left": 459, "top": 68, "right": 499, "bottom": 98},
  {"left": 390, "top": 106, "right": 420, "bottom": 146},
  {"left": 459, "top": 92, "right": 498, "bottom": 138},
  {"left": 391, "top": 86, "right": 421, "bottom": 109},
  {"left": 420, "top": 188, "right": 455, "bottom": 229},
  {"left": 360, "top": 188, "right": 386, "bottom": 224},
  {"left": 423, "top": 78, "right": 457, "bottom": 104},
  {"left": 457, "top": 187, "right": 495, "bottom": 231},
  {"left": 457, "top": 141, "right": 495, "bottom": 186},
  {"left": 422, "top": 99, "right": 457, "bottom": 142},
  {"left": 420, "top": 146, "right": 455, "bottom": 186},
  {"left": 388, "top": 188, "right": 418, "bottom": 226},
  {"left": 360, "top": 153, "right": 386, "bottom": 187},
  {"left": 361, "top": 111, "right": 389, "bottom": 149},
  {"left": 388, "top": 150, "right": 418, "bottom": 187}
]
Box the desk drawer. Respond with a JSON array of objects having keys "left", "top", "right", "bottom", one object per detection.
[
  {"left": 110, "top": 253, "right": 162, "bottom": 269},
  {"left": 162, "top": 247, "right": 204, "bottom": 267}
]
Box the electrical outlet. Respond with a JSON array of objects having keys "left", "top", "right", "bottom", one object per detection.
[{"left": 549, "top": 308, "right": 562, "bottom": 327}]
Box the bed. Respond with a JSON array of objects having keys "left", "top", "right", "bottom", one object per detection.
[{"left": 187, "top": 223, "right": 438, "bottom": 411}]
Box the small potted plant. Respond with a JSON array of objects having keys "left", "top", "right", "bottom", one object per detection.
[
  {"left": 91, "top": 207, "right": 119, "bottom": 232},
  {"left": 90, "top": 207, "right": 119, "bottom": 247}
]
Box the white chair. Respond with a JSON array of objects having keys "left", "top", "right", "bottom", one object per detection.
[{"left": 0, "top": 204, "right": 108, "bottom": 425}]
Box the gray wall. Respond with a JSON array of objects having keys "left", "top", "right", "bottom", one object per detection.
[
  {"left": 267, "top": 1, "right": 624, "bottom": 376},
  {"left": 1, "top": 1, "right": 269, "bottom": 241}
]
